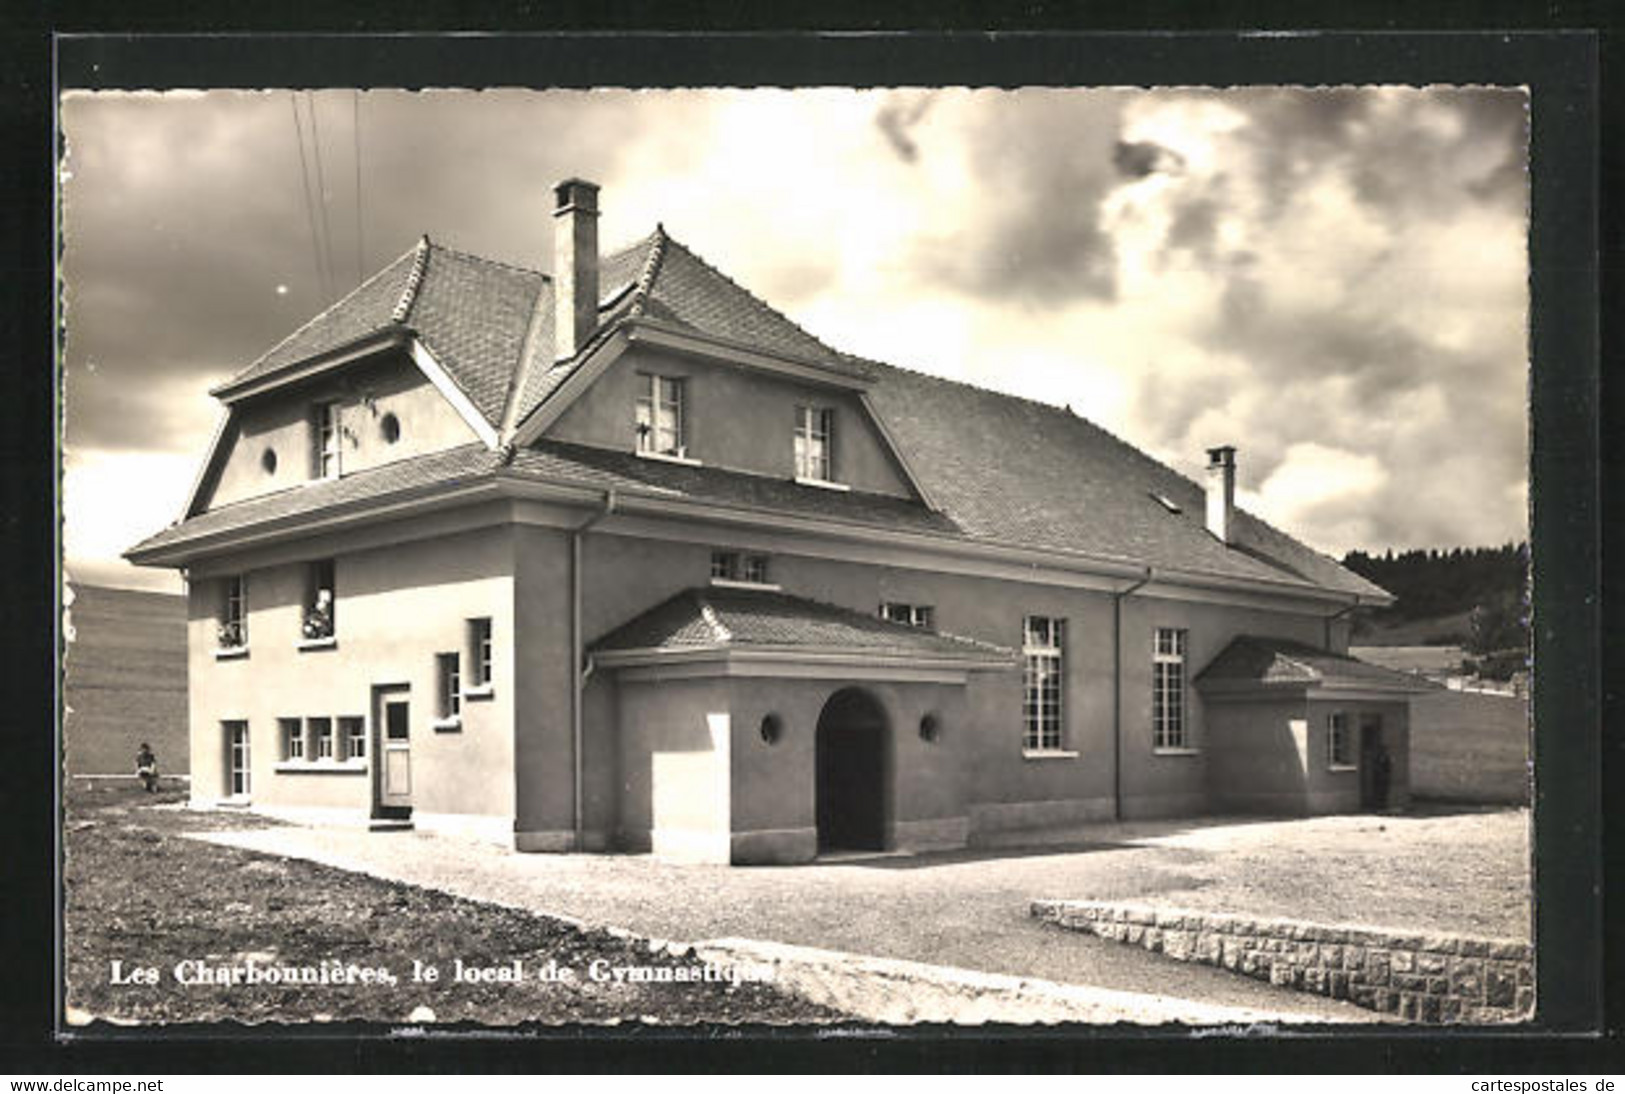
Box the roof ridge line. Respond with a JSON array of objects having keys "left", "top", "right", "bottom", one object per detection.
[
  {"left": 694, "top": 588, "right": 733, "bottom": 644},
  {"left": 429, "top": 239, "right": 551, "bottom": 280},
  {"left": 627, "top": 224, "right": 669, "bottom": 319},
  {"left": 499, "top": 277, "right": 556, "bottom": 440},
  {"left": 391, "top": 235, "right": 432, "bottom": 324},
  {"left": 652, "top": 229, "right": 838, "bottom": 357}
]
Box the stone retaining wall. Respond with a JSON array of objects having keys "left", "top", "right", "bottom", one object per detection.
[{"left": 1032, "top": 899, "right": 1532, "bottom": 1024}]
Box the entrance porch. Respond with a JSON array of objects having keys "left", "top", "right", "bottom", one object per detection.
[{"left": 589, "top": 586, "right": 1014, "bottom": 863}]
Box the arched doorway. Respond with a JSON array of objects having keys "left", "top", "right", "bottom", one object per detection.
[{"left": 815, "top": 687, "right": 890, "bottom": 852}]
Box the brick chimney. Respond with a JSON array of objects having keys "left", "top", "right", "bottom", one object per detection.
[
  {"left": 553, "top": 178, "right": 600, "bottom": 361},
  {"left": 1205, "top": 445, "right": 1236, "bottom": 544}
]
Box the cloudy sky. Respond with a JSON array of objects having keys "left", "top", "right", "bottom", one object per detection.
[{"left": 60, "top": 87, "right": 1529, "bottom": 593}]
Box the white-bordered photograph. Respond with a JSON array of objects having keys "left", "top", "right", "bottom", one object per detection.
[{"left": 59, "top": 84, "right": 1533, "bottom": 1030}]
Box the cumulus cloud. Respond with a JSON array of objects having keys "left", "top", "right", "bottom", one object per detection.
[{"left": 60, "top": 87, "right": 1530, "bottom": 589}]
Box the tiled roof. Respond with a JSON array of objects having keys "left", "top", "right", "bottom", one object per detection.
[
  {"left": 179, "top": 220, "right": 1389, "bottom": 603},
  {"left": 127, "top": 444, "right": 501, "bottom": 557},
  {"left": 217, "top": 244, "right": 423, "bottom": 392},
  {"left": 861, "top": 362, "right": 1387, "bottom": 598},
  {"left": 1195, "top": 636, "right": 1436, "bottom": 693},
  {"left": 409, "top": 244, "right": 547, "bottom": 425},
  {"left": 590, "top": 585, "right": 1015, "bottom": 661}
]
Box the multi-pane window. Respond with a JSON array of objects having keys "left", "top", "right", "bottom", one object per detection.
[
  {"left": 309, "top": 717, "right": 335, "bottom": 760},
  {"left": 468, "top": 618, "right": 493, "bottom": 689},
  {"left": 1022, "top": 616, "right": 1065, "bottom": 751},
  {"left": 711, "top": 550, "right": 771, "bottom": 585},
  {"left": 794, "top": 405, "right": 835, "bottom": 481},
  {"left": 1328, "top": 712, "right": 1354, "bottom": 768},
  {"left": 635, "top": 374, "right": 685, "bottom": 456},
  {"left": 437, "top": 652, "right": 462, "bottom": 719},
  {"left": 279, "top": 717, "right": 304, "bottom": 761},
  {"left": 340, "top": 716, "right": 366, "bottom": 761},
  {"left": 225, "top": 721, "right": 250, "bottom": 797},
  {"left": 314, "top": 401, "right": 341, "bottom": 478},
  {"left": 881, "top": 602, "right": 934, "bottom": 629},
  {"left": 302, "top": 559, "right": 336, "bottom": 640},
  {"left": 1152, "top": 628, "right": 1189, "bottom": 750},
  {"left": 218, "top": 575, "right": 247, "bottom": 648}
]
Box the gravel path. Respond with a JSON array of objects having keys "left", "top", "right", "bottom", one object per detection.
[{"left": 186, "top": 811, "right": 1502, "bottom": 1024}]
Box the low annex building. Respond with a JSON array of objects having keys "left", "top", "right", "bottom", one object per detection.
[{"left": 127, "top": 178, "right": 1429, "bottom": 864}]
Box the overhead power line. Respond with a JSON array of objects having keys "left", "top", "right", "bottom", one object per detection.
[
  {"left": 289, "top": 91, "right": 330, "bottom": 302},
  {"left": 352, "top": 90, "right": 365, "bottom": 289},
  {"left": 306, "top": 91, "right": 340, "bottom": 301}
]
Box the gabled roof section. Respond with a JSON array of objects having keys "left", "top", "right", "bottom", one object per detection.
[
  {"left": 213, "top": 242, "right": 425, "bottom": 397},
  {"left": 590, "top": 585, "right": 1014, "bottom": 663},
  {"left": 408, "top": 244, "right": 545, "bottom": 426},
  {"left": 1195, "top": 636, "right": 1436, "bottom": 694},
  {"left": 859, "top": 362, "right": 1390, "bottom": 600},
  {"left": 212, "top": 238, "right": 544, "bottom": 430}
]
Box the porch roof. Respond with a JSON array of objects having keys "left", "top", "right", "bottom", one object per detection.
[
  {"left": 1195, "top": 635, "right": 1439, "bottom": 696},
  {"left": 589, "top": 586, "right": 1015, "bottom": 666}
]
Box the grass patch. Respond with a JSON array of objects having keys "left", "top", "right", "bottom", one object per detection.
[{"left": 64, "top": 782, "right": 845, "bottom": 1027}]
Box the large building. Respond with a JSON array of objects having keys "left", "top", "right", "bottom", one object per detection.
[{"left": 127, "top": 179, "right": 1428, "bottom": 864}]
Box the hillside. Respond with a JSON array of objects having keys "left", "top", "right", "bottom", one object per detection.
[
  {"left": 64, "top": 583, "right": 188, "bottom": 775},
  {"left": 1342, "top": 545, "right": 1528, "bottom": 652}
]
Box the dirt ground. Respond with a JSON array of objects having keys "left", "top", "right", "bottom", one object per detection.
[
  {"left": 1040, "top": 804, "right": 1532, "bottom": 939},
  {"left": 62, "top": 781, "right": 845, "bottom": 1027}
]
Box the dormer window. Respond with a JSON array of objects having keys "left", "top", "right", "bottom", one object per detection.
[
  {"left": 635, "top": 374, "right": 685, "bottom": 458},
  {"left": 794, "top": 405, "right": 834, "bottom": 482},
  {"left": 314, "top": 401, "right": 341, "bottom": 479}
]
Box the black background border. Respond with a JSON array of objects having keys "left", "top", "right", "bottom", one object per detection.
[{"left": 3, "top": 10, "right": 1615, "bottom": 1074}]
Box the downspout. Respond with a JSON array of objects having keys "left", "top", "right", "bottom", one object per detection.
[
  {"left": 1113, "top": 567, "right": 1155, "bottom": 822},
  {"left": 1323, "top": 596, "right": 1362, "bottom": 651},
  {"left": 571, "top": 489, "right": 617, "bottom": 851}
]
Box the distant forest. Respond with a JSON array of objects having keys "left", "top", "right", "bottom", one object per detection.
[{"left": 1341, "top": 543, "right": 1529, "bottom": 657}]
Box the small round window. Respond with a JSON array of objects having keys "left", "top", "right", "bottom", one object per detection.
[
  {"left": 759, "top": 713, "right": 784, "bottom": 745},
  {"left": 919, "top": 713, "right": 941, "bottom": 743},
  {"left": 380, "top": 413, "right": 401, "bottom": 444},
  {"left": 261, "top": 448, "right": 278, "bottom": 475}
]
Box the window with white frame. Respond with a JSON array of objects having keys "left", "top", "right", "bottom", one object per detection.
[
  {"left": 314, "top": 401, "right": 341, "bottom": 478},
  {"left": 309, "top": 716, "right": 335, "bottom": 760},
  {"left": 1152, "top": 628, "right": 1189, "bottom": 750},
  {"left": 794, "top": 405, "right": 834, "bottom": 481},
  {"left": 340, "top": 716, "right": 366, "bottom": 761},
  {"left": 279, "top": 717, "right": 304, "bottom": 761},
  {"left": 1022, "top": 616, "right": 1066, "bottom": 752},
  {"left": 224, "top": 721, "right": 250, "bottom": 797},
  {"left": 1328, "top": 711, "right": 1355, "bottom": 768},
  {"left": 467, "top": 618, "right": 493, "bottom": 690},
  {"left": 437, "top": 652, "right": 461, "bottom": 720},
  {"left": 711, "top": 550, "right": 771, "bottom": 585},
  {"left": 218, "top": 575, "right": 247, "bottom": 649},
  {"left": 635, "top": 374, "right": 685, "bottom": 456},
  {"left": 302, "top": 559, "right": 336, "bottom": 641},
  {"left": 881, "top": 602, "right": 934, "bottom": 629}
]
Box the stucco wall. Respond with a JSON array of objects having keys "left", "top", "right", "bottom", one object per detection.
[
  {"left": 187, "top": 526, "right": 515, "bottom": 824},
  {"left": 510, "top": 523, "right": 578, "bottom": 848},
  {"left": 546, "top": 346, "right": 914, "bottom": 498},
  {"left": 1205, "top": 698, "right": 1313, "bottom": 814},
  {"left": 578, "top": 524, "right": 1345, "bottom": 838},
  {"left": 615, "top": 676, "right": 731, "bottom": 861},
  {"left": 1305, "top": 698, "right": 1412, "bottom": 813},
  {"left": 205, "top": 354, "right": 478, "bottom": 510}
]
